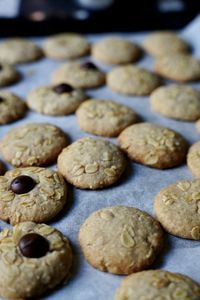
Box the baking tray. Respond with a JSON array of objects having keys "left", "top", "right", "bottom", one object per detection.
[{"left": 0, "top": 15, "right": 200, "bottom": 300}]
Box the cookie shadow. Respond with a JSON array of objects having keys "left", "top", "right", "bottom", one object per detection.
[
  {"left": 151, "top": 233, "right": 172, "bottom": 270},
  {"left": 115, "top": 161, "right": 134, "bottom": 187}
]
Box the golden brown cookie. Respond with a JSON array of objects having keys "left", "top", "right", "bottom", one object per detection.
[
  {"left": 0, "top": 167, "right": 67, "bottom": 225},
  {"left": 57, "top": 137, "right": 126, "bottom": 189},
  {"left": 187, "top": 141, "right": 200, "bottom": 177},
  {"left": 27, "top": 83, "right": 87, "bottom": 115},
  {"left": 115, "top": 270, "right": 200, "bottom": 300},
  {"left": 143, "top": 31, "right": 189, "bottom": 57},
  {"left": 52, "top": 61, "right": 105, "bottom": 89},
  {"left": 154, "top": 179, "right": 200, "bottom": 240},
  {"left": 155, "top": 54, "right": 200, "bottom": 82},
  {"left": 92, "top": 37, "right": 141, "bottom": 65},
  {"left": 0, "top": 222, "right": 72, "bottom": 299},
  {"left": 76, "top": 99, "right": 139, "bottom": 137},
  {"left": 107, "top": 65, "right": 161, "bottom": 96},
  {"left": 118, "top": 122, "right": 188, "bottom": 169},
  {"left": 0, "top": 123, "right": 68, "bottom": 167},
  {"left": 79, "top": 206, "right": 164, "bottom": 275},
  {"left": 150, "top": 84, "right": 200, "bottom": 121},
  {"left": 0, "top": 63, "right": 20, "bottom": 86},
  {"left": 0, "top": 91, "right": 27, "bottom": 124},
  {"left": 0, "top": 38, "right": 43, "bottom": 64},
  {"left": 43, "top": 33, "right": 90, "bottom": 60}
]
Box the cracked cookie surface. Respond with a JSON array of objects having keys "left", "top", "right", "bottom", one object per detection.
[
  {"left": 0, "top": 222, "right": 72, "bottom": 299},
  {"left": 115, "top": 270, "right": 200, "bottom": 300},
  {"left": 0, "top": 123, "right": 68, "bottom": 167},
  {"left": 79, "top": 206, "right": 164, "bottom": 274},
  {"left": 0, "top": 167, "right": 67, "bottom": 225},
  {"left": 118, "top": 122, "right": 188, "bottom": 169},
  {"left": 57, "top": 137, "right": 126, "bottom": 189}
]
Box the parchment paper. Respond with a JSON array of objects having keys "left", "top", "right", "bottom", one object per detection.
[{"left": 1, "top": 16, "right": 200, "bottom": 300}]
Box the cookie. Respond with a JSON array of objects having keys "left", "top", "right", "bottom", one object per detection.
[
  {"left": 57, "top": 137, "right": 126, "bottom": 189},
  {"left": 118, "top": 122, "right": 188, "bottom": 169},
  {"left": 27, "top": 83, "right": 87, "bottom": 116},
  {"left": 196, "top": 119, "right": 200, "bottom": 133},
  {"left": 150, "top": 84, "right": 200, "bottom": 121},
  {"left": 154, "top": 179, "right": 200, "bottom": 240},
  {"left": 92, "top": 37, "right": 141, "bottom": 65},
  {"left": 52, "top": 61, "right": 105, "bottom": 89},
  {"left": 155, "top": 54, "right": 200, "bottom": 82},
  {"left": 0, "top": 167, "right": 67, "bottom": 225},
  {"left": 0, "top": 38, "right": 43, "bottom": 64},
  {"left": 43, "top": 33, "right": 90, "bottom": 60},
  {"left": 79, "top": 206, "right": 164, "bottom": 275},
  {"left": 0, "top": 123, "right": 68, "bottom": 167},
  {"left": 187, "top": 141, "right": 200, "bottom": 177},
  {"left": 0, "top": 222, "right": 72, "bottom": 299},
  {"left": 0, "top": 63, "right": 20, "bottom": 86},
  {"left": 107, "top": 65, "right": 161, "bottom": 96},
  {"left": 76, "top": 99, "right": 139, "bottom": 137},
  {"left": 143, "top": 31, "right": 189, "bottom": 57},
  {"left": 115, "top": 270, "right": 200, "bottom": 300},
  {"left": 0, "top": 91, "right": 27, "bottom": 124}
]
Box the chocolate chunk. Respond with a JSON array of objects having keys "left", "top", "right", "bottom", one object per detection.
[
  {"left": 53, "top": 83, "right": 74, "bottom": 94},
  {"left": 82, "top": 62, "right": 97, "bottom": 70},
  {"left": 19, "top": 233, "right": 49, "bottom": 258},
  {"left": 10, "top": 175, "right": 36, "bottom": 194}
]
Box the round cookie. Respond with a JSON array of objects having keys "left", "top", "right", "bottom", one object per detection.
[
  {"left": 43, "top": 33, "right": 90, "bottom": 60},
  {"left": 0, "top": 167, "right": 67, "bottom": 225},
  {"left": 0, "top": 123, "right": 68, "bottom": 167},
  {"left": 27, "top": 83, "right": 87, "bottom": 116},
  {"left": 79, "top": 206, "right": 164, "bottom": 275},
  {"left": 0, "top": 38, "right": 43, "bottom": 64},
  {"left": 52, "top": 61, "right": 105, "bottom": 89},
  {"left": 57, "top": 137, "right": 126, "bottom": 189},
  {"left": 196, "top": 119, "right": 200, "bottom": 133},
  {"left": 155, "top": 54, "right": 200, "bottom": 82},
  {"left": 115, "top": 270, "right": 200, "bottom": 300},
  {"left": 187, "top": 141, "right": 200, "bottom": 177},
  {"left": 0, "top": 63, "right": 20, "bottom": 86},
  {"left": 92, "top": 37, "right": 141, "bottom": 65},
  {"left": 150, "top": 84, "right": 200, "bottom": 121},
  {"left": 154, "top": 179, "right": 200, "bottom": 240},
  {"left": 107, "top": 65, "right": 161, "bottom": 96},
  {"left": 143, "top": 31, "right": 189, "bottom": 57},
  {"left": 0, "top": 222, "right": 72, "bottom": 299},
  {"left": 76, "top": 99, "right": 139, "bottom": 137},
  {"left": 0, "top": 91, "right": 27, "bottom": 124},
  {"left": 118, "top": 122, "right": 188, "bottom": 169}
]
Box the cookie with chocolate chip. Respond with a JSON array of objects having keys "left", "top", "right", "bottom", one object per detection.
[
  {"left": 0, "top": 38, "right": 43, "bottom": 64},
  {"left": 0, "top": 167, "right": 67, "bottom": 225},
  {"left": 0, "top": 123, "right": 68, "bottom": 167},
  {"left": 0, "top": 63, "right": 20, "bottom": 86},
  {"left": 52, "top": 61, "right": 105, "bottom": 89},
  {"left": 154, "top": 179, "right": 200, "bottom": 240},
  {"left": 118, "top": 123, "right": 188, "bottom": 169},
  {"left": 76, "top": 99, "right": 139, "bottom": 137},
  {"left": 92, "top": 37, "right": 141, "bottom": 65},
  {"left": 116, "top": 270, "right": 200, "bottom": 300},
  {"left": 0, "top": 222, "right": 72, "bottom": 299},
  {"left": 0, "top": 91, "right": 27, "bottom": 124},
  {"left": 79, "top": 206, "right": 164, "bottom": 274},
  {"left": 43, "top": 33, "right": 90, "bottom": 60},
  {"left": 27, "top": 83, "right": 87, "bottom": 115},
  {"left": 107, "top": 65, "right": 161, "bottom": 96},
  {"left": 57, "top": 137, "right": 126, "bottom": 189}
]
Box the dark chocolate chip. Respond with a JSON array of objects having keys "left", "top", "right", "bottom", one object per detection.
[
  {"left": 10, "top": 175, "right": 36, "bottom": 194},
  {"left": 19, "top": 233, "right": 49, "bottom": 258},
  {"left": 82, "top": 62, "right": 97, "bottom": 70},
  {"left": 53, "top": 83, "right": 74, "bottom": 94}
]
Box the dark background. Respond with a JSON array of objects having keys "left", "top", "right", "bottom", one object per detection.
[{"left": 1, "top": 0, "right": 200, "bottom": 36}]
